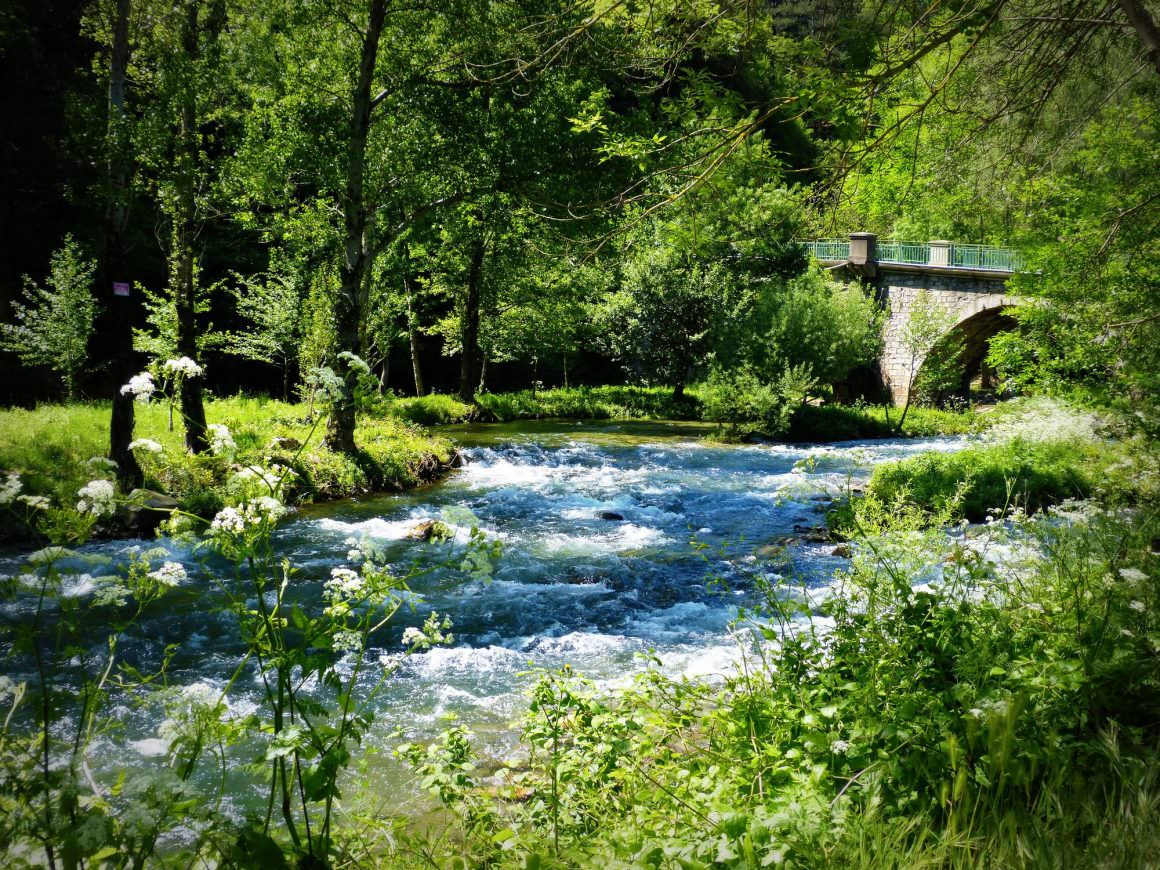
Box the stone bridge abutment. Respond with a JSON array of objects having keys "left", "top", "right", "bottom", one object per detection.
[{"left": 807, "top": 233, "right": 1022, "bottom": 405}]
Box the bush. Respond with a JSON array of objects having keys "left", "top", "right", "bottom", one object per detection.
[
  {"left": 864, "top": 437, "right": 1098, "bottom": 522},
  {"left": 700, "top": 368, "right": 795, "bottom": 438}
]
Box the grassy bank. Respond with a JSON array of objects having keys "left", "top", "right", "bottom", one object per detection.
[
  {"left": 392, "top": 385, "right": 980, "bottom": 441},
  {"left": 0, "top": 396, "right": 454, "bottom": 535},
  {"left": 379, "top": 405, "right": 1160, "bottom": 868}
]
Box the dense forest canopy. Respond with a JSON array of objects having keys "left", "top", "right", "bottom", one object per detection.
[{"left": 1, "top": 0, "right": 1157, "bottom": 433}]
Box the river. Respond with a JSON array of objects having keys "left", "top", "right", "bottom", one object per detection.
[{"left": 2, "top": 421, "right": 969, "bottom": 816}]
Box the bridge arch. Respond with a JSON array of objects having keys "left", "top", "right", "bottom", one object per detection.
[{"left": 913, "top": 295, "right": 1017, "bottom": 403}]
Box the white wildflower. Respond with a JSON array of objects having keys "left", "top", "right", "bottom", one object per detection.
[
  {"left": 347, "top": 549, "right": 364, "bottom": 563},
  {"left": 1130, "top": 600, "right": 1147, "bottom": 613},
  {"left": 831, "top": 739, "right": 850, "bottom": 755},
  {"left": 1119, "top": 568, "right": 1147, "bottom": 583},
  {"left": 332, "top": 629, "right": 363, "bottom": 653},
  {"left": 162, "top": 357, "right": 203, "bottom": 378},
  {"left": 76, "top": 479, "right": 116, "bottom": 518},
  {"left": 208, "top": 424, "right": 236, "bottom": 457},
  {"left": 0, "top": 473, "right": 22, "bottom": 505},
  {"left": 248, "top": 496, "right": 285, "bottom": 523},
  {"left": 129, "top": 438, "right": 164, "bottom": 454},
  {"left": 209, "top": 507, "right": 245, "bottom": 536},
  {"left": 148, "top": 561, "right": 186, "bottom": 587},
  {"left": 120, "top": 371, "right": 156, "bottom": 401},
  {"left": 401, "top": 626, "right": 425, "bottom": 647},
  {"left": 325, "top": 567, "right": 365, "bottom": 602},
  {"left": 93, "top": 581, "right": 130, "bottom": 607},
  {"left": 17, "top": 494, "right": 50, "bottom": 510}
]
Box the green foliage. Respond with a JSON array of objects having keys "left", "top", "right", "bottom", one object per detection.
[
  {"left": 862, "top": 438, "right": 1102, "bottom": 523},
  {"left": 700, "top": 366, "right": 809, "bottom": 439},
  {"left": 402, "top": 454, "right": 1160, "bottom": 868},
  {"left": 0, "top": 236, "right": 96, "bottom": 400},
  {"left": 0, "top": 397, "right": 454, "bottom": 538}
]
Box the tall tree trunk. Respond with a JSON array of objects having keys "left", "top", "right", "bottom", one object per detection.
[
  {"left": 1118, "top": 0, "right": 1160, "bottom": 76},
  {"left": 458, "top": 240, "right": 484, "bottom": 403},
  {"left": 174, "top": 0, "right": 208, "bottom": 454},
  {"left": 327, "top": 0, "right": 387, "bottom": 455},
  {"left": 102, "top": 0, "right": 143, "bottom": 489},
  {"left": 405, "top": 277, "right": 425, "bottom": 396}
]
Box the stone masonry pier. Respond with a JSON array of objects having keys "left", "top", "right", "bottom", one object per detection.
[{"left": 806, "top": 233, "right": 1020, "bottom": 405}]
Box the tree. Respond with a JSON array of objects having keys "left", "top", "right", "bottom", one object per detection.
[
  {"left": 223, "top": 263, "right": 304, "bottom": 399},
  {"left": 891, "top": 290, "right": 955, "bottom": 431},
  {"left": 96, "top": 0, "right": 143, "bottom": 489},
  {"left": 0, "top": 237, "right": 97, "bottom": 400}
]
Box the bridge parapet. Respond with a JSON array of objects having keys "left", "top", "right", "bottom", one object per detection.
[{"left": 805, "top": 233, "right": 1023, "bottom": 276}]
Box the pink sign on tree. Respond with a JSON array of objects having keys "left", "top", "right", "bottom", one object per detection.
[{"left": 113, "top": 282, "right": 130, "bottom": 297}]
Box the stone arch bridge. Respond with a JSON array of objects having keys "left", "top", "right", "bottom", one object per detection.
[{"left": 806, "top": 233, "right": 1023, "bottom": 405}]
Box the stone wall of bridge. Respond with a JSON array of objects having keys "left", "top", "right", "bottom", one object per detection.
[{"left": 877, "top": 272, "right": 1015, "bottom": 405}]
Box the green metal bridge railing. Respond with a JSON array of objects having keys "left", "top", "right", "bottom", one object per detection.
[{"left": 803, "top": 239, "right": 1023, "bottom": 272}]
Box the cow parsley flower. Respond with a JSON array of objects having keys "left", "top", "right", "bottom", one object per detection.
[
  {"left": 0, "top": 473, "right": 22, "bottom": 505},
  {"left": 1119, "top": 568, "right": 1147, "bottom": 583},
  {"left": 209, "top": 507, "right": 245, "bottom": 535},
  {"left": 162, "top": 357, "right": 203, "bottom": 378},
  {"left": 208, "top": 424, "right": 236, "bottom": 457},
  {"left": 401, "top": 626, "right": 425, "bottom": 647},
  {"left": 325, "top": 567, "right": 366, "bottom": 602},
  {"left": 332, "top": 629, "right": 362, "bottom": 653},
  {"left": 76, "top": 479, "right": 116, "bottom": 517},
  {"left": 17, "top": 494, "right": 50, "bottom": 510},
  {"left": 831, "top": 740, "right": 850, "bottom": 755},
  {"left": 1130, "top": 600, "right": 1147, "bottom": 613},
  {"left": 120, "top": 371, "right": 156, "bottom": 401},
  {"left": 129, "top": 438, "right": 164, "bottom": 454},
  {"left": 148, "top": 561, "right": 187, "bottom": 587}
]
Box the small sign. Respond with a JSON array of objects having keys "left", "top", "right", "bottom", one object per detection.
[{"left": 113, "top": 282, "right": 131, "bottom": 297}]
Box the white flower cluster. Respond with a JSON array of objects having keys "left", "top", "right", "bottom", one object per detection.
[
  {"left": 19, "top": 494, "right": 50, "bottom": 510},
  {"left": 209, "top": 497, "right": 286, "bottom": 535},
  {"left": 233, "top": 464, "right": 296, "bottom": 493},
  {"left": 208, "top": 424, "right": 236, "bottom": 457},
  {"left": 120, "top": 371, "right": 156, "bottom": 402},
  {"left": 325, "top": 567, "right": 366, "bottom": 603},
  {"left": 148, "top": 561, "right": 187, "bottom": 586},
  {"left": 401, "top": 626, "right": 425, "bottom": 647},
  {"left": 0, "top": 472, "right": 22, "bottom": 506},
  {"left": 830, "top": 739, "right": 850, "bottom": 755},
  {"left": 985, "top": 397, "right": 1102, "bottom": 445},
  {"left": 332, "top": 629, "right": 363, "bottom": 653},
  {"left": 1119, "top": 567, "right": 1147, "bottom": 583},
  {"left": 129, "top": 438, "right": 164, "bottom": 454},
  {"left": 162, "top": 357, "right": 203, "bottom": 378},
  {"left": 76, "top": 479, "right": 116, "bottom": 518}
]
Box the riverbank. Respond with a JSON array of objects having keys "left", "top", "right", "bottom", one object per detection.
[
  {"left": 395, "top": 385, "right": 981, "bottom": 439},
  {"left": 0, "top": 396, "right": 456, "bottom": 542}
]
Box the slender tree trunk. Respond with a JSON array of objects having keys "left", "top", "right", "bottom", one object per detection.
[
  {"left": 102, "top": 0, "right": 143, "bottom": 489},
  {"left": 405, "top": 277, "right": 425, "bottom": 396},
  {"left": 1118, "top": 0, "right": 1160, "bottom": 75},
  {"left": 477, "top": 349, "right": 488, "bottom": 394},
  {"left": 174, "top": 1, "right": 208, "bottom": 454},
  {"left": 458, "top": 240, "right": 484, "bottom": 403},
  {"left": 327, "top": 0, "right": 387, "bottom": 455}
]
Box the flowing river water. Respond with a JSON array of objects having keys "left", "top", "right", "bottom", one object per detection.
[{"left": 3, "top": 421, "right": 970, "bottom": 816}]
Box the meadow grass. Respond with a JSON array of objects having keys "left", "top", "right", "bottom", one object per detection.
[{"left": 0, "top": 396, "right": 454, "bottom": 533}]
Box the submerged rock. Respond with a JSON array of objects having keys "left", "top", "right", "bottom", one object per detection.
[{"left": 597, "top": 510, "right": 625, "bottom": 521}]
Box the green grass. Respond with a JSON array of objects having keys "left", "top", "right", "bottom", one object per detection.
[
  {"left": 390, "top": 386, "right": 980, "bottom": 441},
  {"left": 0, "top": 396, "right": 454, "bottom": 535},
  {"left": 862, "top": 437, "right": 1101, "bottom": 522}
]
